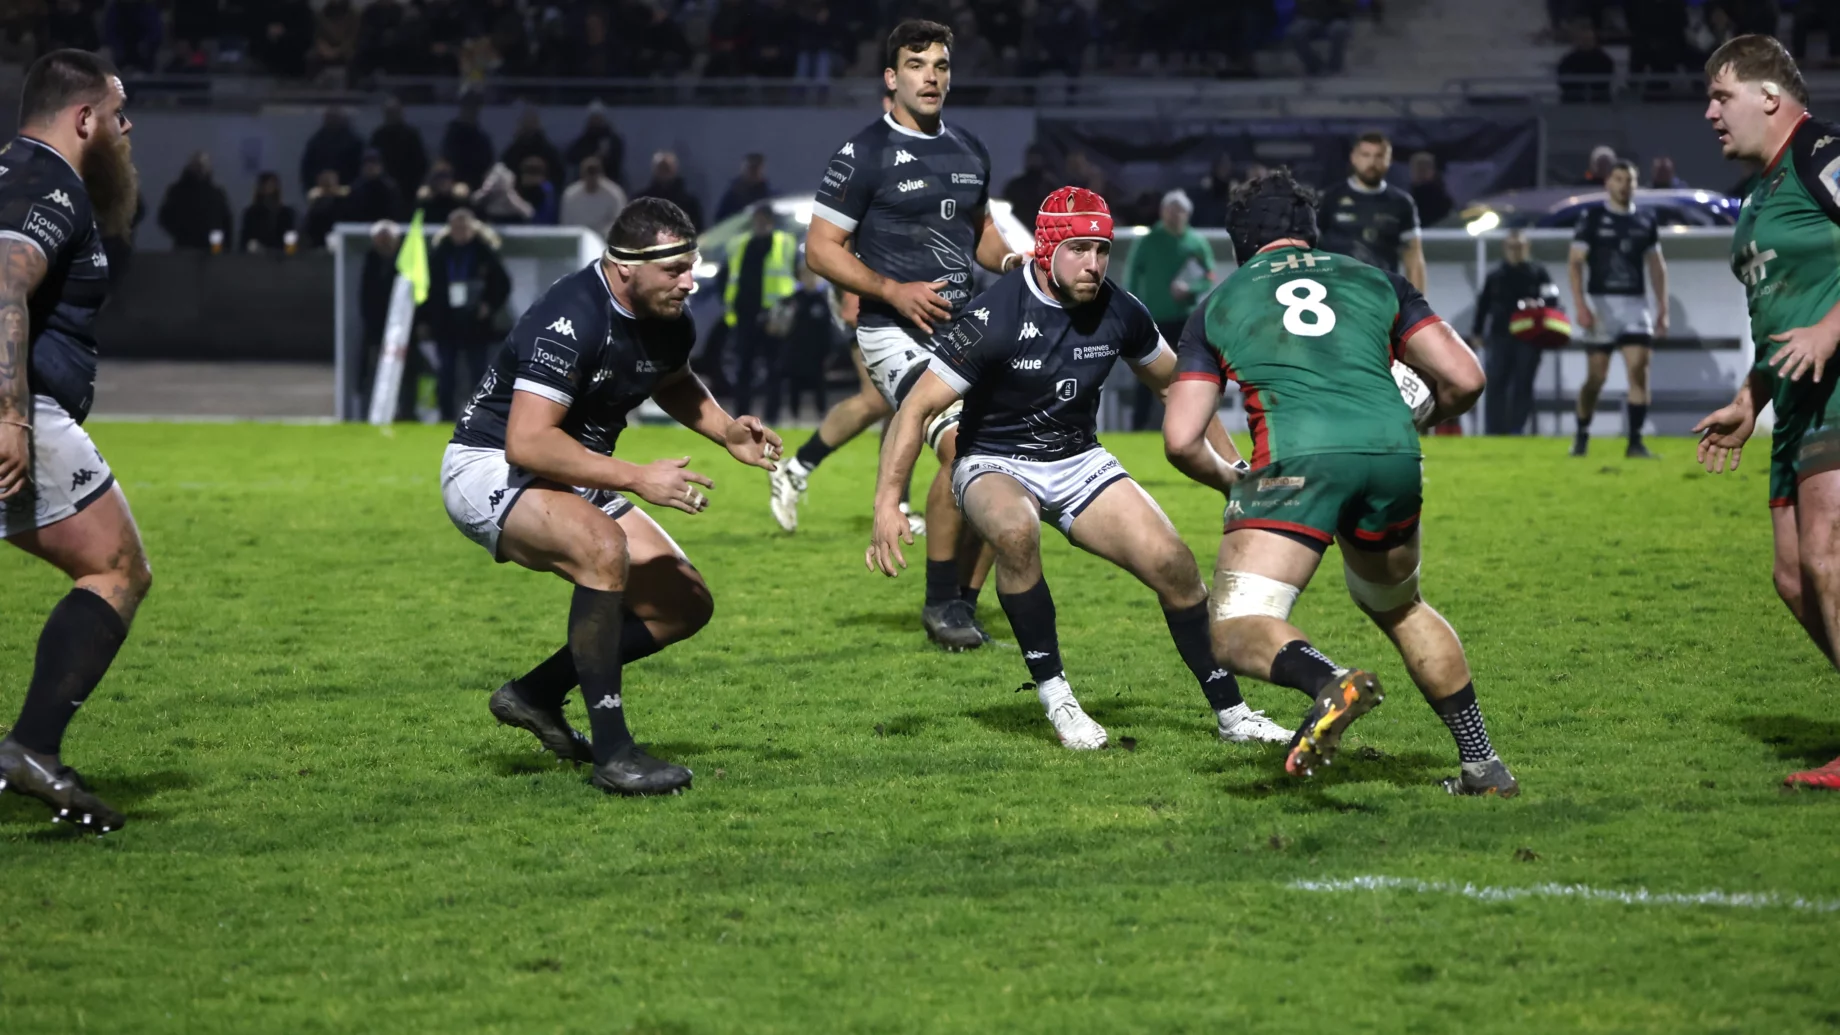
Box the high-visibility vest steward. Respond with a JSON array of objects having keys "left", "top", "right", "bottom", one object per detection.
[{"left": 724, "top": 229, "right": 798, "bottom": 326}]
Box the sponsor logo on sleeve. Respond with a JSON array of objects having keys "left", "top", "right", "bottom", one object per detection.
[
  {"left": 820, "top": 159, "right": 854, "bottom": 197},
  {"left": 530, "top": 337, "right": 579, "bottom": 377},
  {"left": 21, "top": 204, "right": 70, "bottom": 250},
  {"left": 938, "top": 320, "right": 982, "bottom": 356},
  {"left": 950, "top": 173, "right": 984, "bottom": 185}
]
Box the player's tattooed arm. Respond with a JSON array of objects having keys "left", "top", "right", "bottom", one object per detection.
[{"left": 0, "top": 237, "right": 47, "bottom": 500}]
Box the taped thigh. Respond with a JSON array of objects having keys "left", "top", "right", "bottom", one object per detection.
[
  {"left": 1210, "top": 570, "right": 1302, "bottom": 622},
  {"left": 1343, "top": 560, "right": 1420, "bottom": 612}
]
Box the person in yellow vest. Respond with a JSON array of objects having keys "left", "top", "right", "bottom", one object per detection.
[{"left": 726, "top": 203, "right": 800, "bottom": 423}]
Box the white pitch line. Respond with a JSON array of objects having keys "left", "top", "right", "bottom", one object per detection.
[{"left": 1288, "top": 875, "right": 1840, "bottom": 913}]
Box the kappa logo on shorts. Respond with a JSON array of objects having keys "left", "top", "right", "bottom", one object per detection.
[
  {"left": 487, "top": 488, "right": 506, "bottom": 510},
  {"left": 1257, "top": 476, "right": 1306, "bottom": 491},
  {"left": 69, "top": 468, "right": 96, "bottom": 491},
  {"left": 531, "top": 337, "right": 578, "bottom": 377}
]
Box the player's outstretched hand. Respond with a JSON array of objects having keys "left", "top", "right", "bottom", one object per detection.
[
  {"left": 885, "top": 279, "right": 952, "bottom": 335},
  {"left": 0, "top": 422, "right": 27, "bottom": 500},
  {"left": 724, "top": 415, "right": 782, "bottom": 472},
  {"left": 865, "top": 502, "right": 914, "bottom": 577},
  {"left": 1767, "top": 324, "right": 1840, "bottom": 383},
  {"left": 631, "top": 456, "right": 714, "bottom": 514},
  {"left": 1693, "top": 402, "right": 1755, "bottom": 474}
]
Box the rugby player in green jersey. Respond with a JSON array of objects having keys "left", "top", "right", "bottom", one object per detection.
[
  {"left": 1696, "top": 35, "right": 1840, "bottom": 789},
  {"left": 1163, "top": 169, "right": 1519, "bottom": 795}
]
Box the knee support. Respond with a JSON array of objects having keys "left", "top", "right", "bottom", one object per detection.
[
  {"left": 1343, "top": 561, "right": 1420, "bottom": 612},
  {"left": 926, "top": 400, "right": 963, "bottom": 456},
  {"left": 1210, "top": 570, "right": 1302, "bottom": 622}
]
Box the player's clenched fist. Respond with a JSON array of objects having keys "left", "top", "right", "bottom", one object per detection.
[{"left": 630, "top": 455, "right": 714, "bottom": 514}]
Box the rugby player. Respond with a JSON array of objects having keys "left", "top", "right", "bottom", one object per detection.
[
  {"left": 440, "top": 198, "right": 781, "bottom": 795},
  {"left": 0, "top": 51, "right": 145, "bottom": 834},
  {"left": 1316, "top": 132, "right": 1427, "bottom": 290},
  {"left": 1163, "top": 170, "right": 1518, "bottom": 796},
  {"left": 1569, "top": 159, "right": 1667, "bottom": 458},
  {"left": 771, "top": 19, "right": 1022, "bottom": 650},
  {"left": 1695, "top": 34, "right": 1840, "bottom": 789},
  {"left": 868, "top": 187, "right": 1291, "bottom": 749}
]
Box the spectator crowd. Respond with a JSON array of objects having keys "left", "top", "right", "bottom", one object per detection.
[{"left": 1549, "top": 0, "right": 1833, "bottom": 101}]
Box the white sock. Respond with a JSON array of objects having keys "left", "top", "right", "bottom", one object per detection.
[{"left": 1036, "top": 674, "right": 1073, "bottom": 712}]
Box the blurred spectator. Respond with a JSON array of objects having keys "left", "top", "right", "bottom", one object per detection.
[
  {"left": 1033, "top": 0, "right": 1092, "bottom": 76},
  {"left": 560, "top": 156, "right": 627, "bottom": 234},
  {"left": 500, "top": 107, "right": 564, "bottom": 193},
  {"left": 103, "top": 0, "right": 162, "bottom": 73},
  {"left": 250, "top": 0, "right": 313, "bottom": 78},
  {"left": 471, "top": 162, "right": 535, "bottom": 224},
  {"left": 1121, "top": 189, "right": 1214, "bottom": 430},
  {"left": 951, "top": 11, "right": 997, "bottom": 78},
  {"left": 779, "top": 264, "right": 837, "bottom": 420},
  {"left": 1791, "top": 0, "right": 1840, "bottom": 61},
  {"left": 1472, "top": 229, "right": 1556, "bottom": 435},
  {"left": 632, "top": 4, "right": 693, "bottom": 77},
  {"left": 170, "top": 0, "right": 218, "bottom": 57},
  {"left": 751, "top": 0, "right": 797, "bottom": 76},
  {"left": 424, "top": 0, "right": 467, "bottom": 76},
  {"left": 726, "top": 204, "right": 799, "bottom": 423},
  {"left": 1626, "top": 0, "right": 1688, "bottom": 85},
  {"left": 716, "top": 154, "right": 773, "bottom": 223},
  {"left": 637, "top": 151, "right": 705, "bottom": 231},
  {"left": 355, "top": 0, "right": 409, "bottom": 78},
  {"left": 158, "top": 151, "right": 234, "bottom": 251},
  {"left": 1063, "top": 150, "right": 1110, "bottom": 197},
  {"left": 310, "top": 0, "right": 360, "bottom": 83},
  {"left": 476, "top": 0, "right": 531, "bottom": 75},
  {"left": 1409, "top": 152, "right": 1454, "bottom": 228},
  {"left": 1558, "top": 21, "right": 1615, "bottom": 103},
  {"left": 240, "top": 172, "right": 299, "bottom": 253},
  {"left": 441, "top": 93, "right": 496, "bottom": 193},
  {"left": 514, "top": 155, "right": 558, "bottom": 225},
  {"left": 417, "top": 161, "right": 470, "bottom": 225},
  {"left": 421, "top": 209, "right": 510, "bottom": 422},
  {"left": 348, "top": 149, "right": 405, "bottom": 223},
  {"left": 1650, "top": 155, "right": 1686, "bottom": 188},
  {"left": 705, "top": 0, "right": 751, "bottom": 76},
  {"left": 360, "top": 220, "right": 418, "bottom": 422},
  {"left": 1190, "top": 154, "right": 1238, "bottom": 229},
  {"left": 1003, "top": 146, "right": 1057, "bottom": 220},
  {"left": 566, "top": 103, "right": 626, "bottom": 187},
  {"left": 1580, "top": 145, "right": 1617, "bottom": 186},
  {"left": 794, "top": 0, "right": 840, "bottom": 80},
  {"left": 46, "top": 0, "right": 101, "bottom": 52},
  {"left": 1290, "top": 0, "right": 1353, "bottom": 76},
  {"left": 1729, "top": 0, "right": 1782, "bottom": 36},
  {"left": 303, "top": 169, "right": 350, "bottom": 248},
  {"left": 371, "top": 98, "right": 429, "bottom": 202},
  {"left": 301, "top": 108, "right": 364, "bottom": 195}
]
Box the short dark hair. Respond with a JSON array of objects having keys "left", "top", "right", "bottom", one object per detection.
[
  {"left": 1354, "top": 131, "right": 1391, "bottom": 151},
  {"left": 610, "top": 196, "right": 697, "bottom": 252},
  {"left": 885, "top": 19, "right": 953, "bottom": 71},
  {"left": 1611, "top": 159, "right": 1640, "bottom": 181},
  {"left": 19, "top": 49, "right": 118, "bottom": 128},
  {"left": 1707, "top": 34, "right": 1808, "bottom": 105}
]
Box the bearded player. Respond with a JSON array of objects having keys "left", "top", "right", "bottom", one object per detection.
[
  {"left": 0, "top": 52, "right": 145, "bottom": 834},
  {"left": 1695, "top": 34, "right": 1840, "bottom": 789},
  {"left": 771, "top": 19, "right": 1022, "bottom": 650},
  {"left": 440, "top": 198, "right": 781, "bottom": 796},
  {"left": 1164, "top": 170, "right": 1518, "bottom": 796},
  {"left": 868, "top": 187, "right": 1290, "bottom": 749}
]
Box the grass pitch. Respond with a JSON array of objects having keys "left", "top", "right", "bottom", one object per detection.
[{"left": 1, "top": 423, "right": 1836, "bottom": 1034}]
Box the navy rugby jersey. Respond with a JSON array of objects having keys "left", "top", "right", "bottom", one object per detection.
[
  {"left": 0, "top": 136, "right": 110, "bottom": 422},
  {"left": 1316, "top": 178, "right": 1421, "bottom": 275},
  {"left": 927, "top": 267, "right": 1168, "bottom": 462},
  {"left": 1573, "top": 203, "right": 1659, "bottom": 297},
  {"left": 811, "top": 113, "right": 992, "bottom": 331},
  {"left": 451, "top": 261, "right": 694, "bottom": 455}
]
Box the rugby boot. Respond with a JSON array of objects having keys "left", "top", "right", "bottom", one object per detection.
[
  {"left": 1029, "top": 683, "right": 1108, "bottom": 750},
  {"left": 923, "top": 598, "right": 986, "bottom": 651},
  {"left": 1285, "top": 669, "right": 1385, "bottom": 777},
  {"left": 489, "top": 682, "right": 594, "bottom": 764},
  {"left": 768, "top": 457, "right": 810, "bottom": 532},
  {"left": 1217, "top": 702, "right": 1294, "bottom": 744},
  {"left": 1441, "top": 757, "right": 1522, "bottom": 798},
  {"left": 1784, "top": 756, "right": 1840, "bottom": 790},
  {"left": 1625, "top": 441, "right": 1660, "bottom": 460},
  {"left": 589, "top": 743, "right": 693, "bottom": 795},
  {"left": 0, "top": 739, "right": 124, "bottom": 834},
  {"left": 900, "top": 500, "right": 926, "bottom": 537}
]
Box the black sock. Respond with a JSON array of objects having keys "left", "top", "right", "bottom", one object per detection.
[
  {"left": 1429, "top": 683, "right": 1497, "bottom": 764},
  {"left": 961, "top": 584, "right": 982, "bottom": 610},
  {"left": 1268, "top": 639, "right": 1339, "bottom": 698},
  {"left": 1165, "top": 602, "right": 1243, "bottom": 710},
  {"left": 1627, "top": 402, "right": 1648, "bottom": 444},
  {"left": 515, "top": 615, "right": 664, "bottom": 709},
  {"left": 569, "top": 587, "right": 633, "bottom": 763},
  {"left": 794, "top": 432, "right": 835, "bottom": 471},
  {"left": 1575, "top": 411, "right": 1593, "bottom": 434},
  {"left": 9, "top": 589, "right": 128, "bottom": 756},
  {"left": 997, "top": 579, "right": 1062, "bottom": 684},
  {"left": 925, "top": 559, "right": 958, "bottom": 608}
]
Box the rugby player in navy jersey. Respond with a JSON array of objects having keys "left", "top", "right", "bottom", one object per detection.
[
  {"left": 440, "top": 198, "right": 781, "bottom": 795},
  {"left": 771, "top": 19, "right": 1024, "bottom": 650},
  {"left": 867, "top": 188, "right": 1292, "bottom": 750},
  {"left": 0, "top": 51, "right": 145, "bottom": 834}
]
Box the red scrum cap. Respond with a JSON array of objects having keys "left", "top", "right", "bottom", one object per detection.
[{"left": 1035, "top": 186, "right": 1113, "bottom": 276}]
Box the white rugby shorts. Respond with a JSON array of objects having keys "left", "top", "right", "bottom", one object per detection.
[
  {"left": 1587, "top": 293, "right": 1654, "bottom": 345},
  {"left": 0, "top": 394, "right": 115, "bottom": 540},
  {"left": 856, "top": 323, "right": 936, "bottom": 407},
  {"left": 441, "top": 443, "right": 633, "bottom": 560},
  {"left": 951, "top": 447, "right": 1130, "bottom": 536}
]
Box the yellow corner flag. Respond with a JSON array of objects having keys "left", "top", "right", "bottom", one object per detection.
[{"left": 397, "top": 208, "right": 430, "bottom": 305}]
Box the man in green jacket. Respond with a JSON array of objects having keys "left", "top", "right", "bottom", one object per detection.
[{"left": 1122, "top": 189, "right": 1216, "bottom": 429}]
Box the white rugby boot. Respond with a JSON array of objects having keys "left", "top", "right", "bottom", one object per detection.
[
  {"left": 1216, "top": 702, "right": 1293, "bottom": 744},
  {"left": 1037, "top": 677, "right": 1108, "bottom": 750},
  {"left": 768, "top": 456, "right": 810, "bottom": 532}
]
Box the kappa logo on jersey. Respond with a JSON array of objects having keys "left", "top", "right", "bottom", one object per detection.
[
  {"left": 972, "top": 308, "right": 990, "bottom": 323},
  {"left": 21, "top": 204, "right": 69, "bottom": 249},
  {"left": 1010, "top": 357, "right": 1042, "bottom": 370},
  {"left": 44, "top": 189, "right": 72, "bottom": 210},
  {"left": 1019, "top": 322, "right": 1040, "bottom": 339},
  {"left": 547, "top": 317, "right": 576, "bottom": 339},
  {"left": 1818, "top": 135, "right": 1838, "bottom": 152},
  {"left": 897, "top": 178, "right": 926, "bottom": 193},
  {"left": 531, "top": 337, "right": 578, "bottom": 377},
  {"left": 838, "top": 142, "right": 856, "bottom": 157},
  {"left": 894, "top": 150, "right": 916, "bottom": 165}
]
